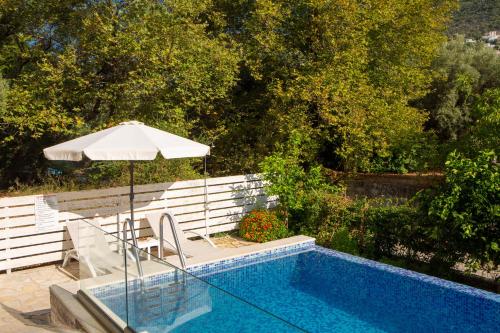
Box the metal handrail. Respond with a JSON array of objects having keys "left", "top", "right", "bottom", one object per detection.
[
  {"left": 123, "top": 218, "right": 144, "bottom": 279},
  {"left": 159, "top": 212, "right": 186, "bottom": 269}
]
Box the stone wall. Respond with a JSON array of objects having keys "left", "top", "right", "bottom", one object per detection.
[{"left": 338, "top": 173, "right": 444, "bottom": 198}]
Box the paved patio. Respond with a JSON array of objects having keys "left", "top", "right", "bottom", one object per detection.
[
  {"left": 0, "top": 264, "right": 79, "bottom": 333},
  {"left": 0, "top": 234, "right": 253, "bottom": 332}
]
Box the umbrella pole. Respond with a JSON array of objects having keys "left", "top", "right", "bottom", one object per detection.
[
  {"left": 203, "top": 155, "right": 209, "bottom": 237},
  {"left": 129, "top": 161, "right": 135, "bottom": 225}
]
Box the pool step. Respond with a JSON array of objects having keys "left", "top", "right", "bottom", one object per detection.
[
  {"left": 139, "top": 285, "right": 162, "bottom": 322},
  {"left": 139, "top": 280, "right": 189, "bottom": 322}
]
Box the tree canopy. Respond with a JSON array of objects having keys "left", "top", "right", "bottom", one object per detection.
[
  {"left": 209, "top": 0, "right": 456, "bottom": 173},
  {"left": 421, "top": 36, "right": 500, "bottom": 141},
  {"left": 0, "top": 0, "right": 239, "bottom": 185},
  {"left": 1, "top": 0, "right": 458, "bottom": 188}
]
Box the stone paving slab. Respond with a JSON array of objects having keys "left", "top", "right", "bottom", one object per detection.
[{"left": 0, "top": 264, "right": 80, "bottom": 332}]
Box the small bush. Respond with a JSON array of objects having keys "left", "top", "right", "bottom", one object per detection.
[
  {"left": 315, "top": 194, "right": 372, "bottom": 256},
  {"left": 239, "top": 209, "right": 289, "bottom": 243},
  {"left": 328, "top": 226, "right": 360, "bottom": 255},
  {"left": 365, "top": 203, "right": 430, "bottom": 260},
  {"left": 260, "top": 131, "right": 340, "bottom": 233}
]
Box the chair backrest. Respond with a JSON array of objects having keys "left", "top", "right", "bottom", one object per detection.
[
  {"left": 146, "top": 211, "right": 189, "bottom": 250},
  {"left": 66, "top": 220, "right": 81, "bottom": 250},
  {"left": 67, "top": 219, "right": 114, "bottom": 256}
]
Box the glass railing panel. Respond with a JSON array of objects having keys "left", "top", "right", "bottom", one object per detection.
[
  {"left": 75, "top": 219, "right": 304, "bottom": 332},
  {"left": 76, "top": 218, "right": 130, "bottom": 330},
  {"left": 123, "top": 246, "right": 304, "bottom": 332}
]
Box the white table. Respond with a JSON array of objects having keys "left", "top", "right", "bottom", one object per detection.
[{"left": 136, "top": 237, "right": 159, "bottom": 260}]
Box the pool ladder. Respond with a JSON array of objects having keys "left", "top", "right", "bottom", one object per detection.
[
  {"left": 123, "top": 218, "right": 144, "bottom": 280},
  {"left": 158, "top": 212, "right": 187, "bottom": 269},
  {"left": 139, "top": 212, "right": 189, "bottom": 325},
  {"left": 122, "top": 212, "right": 190, "bottom": 326},
  {"left": 138, "top": 274, "right": 188, "bottom": 324}
]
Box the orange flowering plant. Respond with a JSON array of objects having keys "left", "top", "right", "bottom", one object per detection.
[{"left": 239, "top": 209, "right": 289, "bottom": 243}]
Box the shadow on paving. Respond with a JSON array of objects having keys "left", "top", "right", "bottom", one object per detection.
[{"left": 0, "top": 303, "right": 79, "bottom": 332}]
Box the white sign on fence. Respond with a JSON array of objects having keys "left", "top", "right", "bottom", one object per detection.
[{"left": 34, "top": 195, "right": 59, "bottom": 231}]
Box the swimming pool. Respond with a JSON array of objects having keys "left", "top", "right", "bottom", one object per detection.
[{"left": 90, "top": 243, "right": 500, "bottom": 332}]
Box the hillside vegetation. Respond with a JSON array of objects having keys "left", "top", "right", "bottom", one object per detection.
[{"left": 449, "top": 0, "right": 500, "bottom": 38}]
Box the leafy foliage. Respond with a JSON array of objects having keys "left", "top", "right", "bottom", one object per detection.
[
  {"left": 463, "top": 88, "right": 500, "bottom": 156},
  {"left": 239, "top": 209, "right": 288, "bottom": 242},
  {"left": 420, "top": 150, "right": 499, "bottom": 270},
  {"left": 208, "top": 0, "right": 456, "bottom": 173},
  {"left": 0, "top": 0, "right": 239, "bottom": 186},
  {"left": 260, "top": 131, "right": 339, "bottom": 232},
  {"left": 365, "top": 203, "right": 432, "bottom": 261},
  {"left": 312, "top": 151, "right": 499, "bottom": 273},
  {"left": 0, "top": 0, "right": 468, "bottom": 187},
  {"left": 315, "top": 195, "right": 368, "bottom": 256},
  {"left": 368, "top": 132, "right": 441, "bottom": 173},
  {"left": 419, "top": 36, "right": 500, "bottom": 144}
]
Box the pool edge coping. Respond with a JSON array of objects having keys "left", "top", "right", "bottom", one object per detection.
[{"left": 313, "top": 246, "right": 500, "bottom": 303}]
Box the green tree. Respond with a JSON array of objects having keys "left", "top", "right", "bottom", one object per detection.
[
  {"left": 419, "top": 36, "right": 500, "bottom": 143},
  {"left": 464, "top": 88, "right": 500, "bottom": 156},
  {"left": 421, "top": 150, "right": 499, "bottom": 271},
  {"left": 0, "top": 0, "right": 239, "bottom": 186},
  {"left": 211, "top": 0, "right": 456, "bottom": 173},
  {"left": 0, "top": 0, "right": 460, "bottom": 188}
]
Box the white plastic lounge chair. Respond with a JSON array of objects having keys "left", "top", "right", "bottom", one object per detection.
[
  {"left": 63, "top": 220, "right": 125, "bottom": 277},
  {"left": 146, "top": 211, "right": 223, "bottom": 259}
]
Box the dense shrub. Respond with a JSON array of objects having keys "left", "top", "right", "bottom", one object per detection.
[
  {"left": 313, "top": 151, "right": 499, "bottom": 274},
  {"left": 261, "top": 133, "right": 498, "bottom": 275},
  {"left": 260, "top": 132, "right": 339, "bottom": 232},
  {"left": 315, "top": 195, "right": 367, "bottom": 254},
  {"left": 239, "top": 210, "right": 288, "bottom": 243},
  {"left": 365, "top": 204, "right": 432, "bottom": 260},
  {"left": 315, "top": 195, "right": 422, "bottom": 259},
  {"left": 418, "top": 150, "right": 499, "bottom": 271}
]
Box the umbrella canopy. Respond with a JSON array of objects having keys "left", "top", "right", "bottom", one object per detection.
[
  {"left": 43, "top": 121, "right": 211, "bottom": 254},
  {"left": 44, "top": 121, "right": 210, "bottom": 161}
]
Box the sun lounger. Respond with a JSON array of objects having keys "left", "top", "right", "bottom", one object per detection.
[
  {"left": 146, "top": 211, "right": 224, "bottom": 259},
  {"left": 63, "top": 220, "right": 125, "bottom": 277}
]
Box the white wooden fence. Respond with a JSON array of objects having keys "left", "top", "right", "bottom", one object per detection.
[{"left": 0, "top": 174, "right": 275, "bottom": 273}]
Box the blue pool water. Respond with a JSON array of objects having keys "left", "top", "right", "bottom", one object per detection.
[{"left": 91, "top": 244, "right": 500, "bottom": 332}]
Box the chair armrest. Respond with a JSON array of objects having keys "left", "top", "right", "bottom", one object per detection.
[{"left": 184, "top": 231, "right": 217, "bottom": 248}]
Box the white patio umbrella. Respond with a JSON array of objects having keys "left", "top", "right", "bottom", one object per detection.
[{"left": 43, "top": 120, "right": 210, "bottom": 239}]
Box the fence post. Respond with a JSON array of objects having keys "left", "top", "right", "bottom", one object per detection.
[
  {"left": 4, "top": 206, "right": 11, "bottom": 274},
  {"left": 243, "top": 177, "right": 249, "bottom": 216},
  {"left": 204, "top": 177, "right": 210, "bottom": 237},
  {"left": 116, "top": 194, "right": 121, "bottom": 252}
]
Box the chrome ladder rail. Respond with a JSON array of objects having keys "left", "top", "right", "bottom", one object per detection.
[
  {"left": 140, "top": 213, "right": 189, "bottom": 325},
  {"left": 122, "top": 218, "right": 144, "bottom": 280},
  {"left": 159, "top": 212, "right": 187, "bottom": 269}
]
